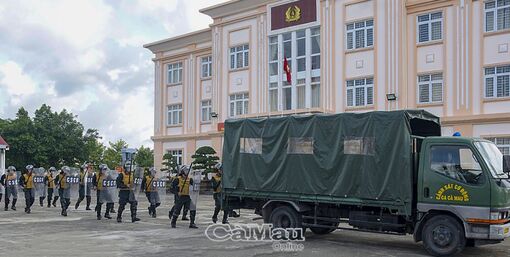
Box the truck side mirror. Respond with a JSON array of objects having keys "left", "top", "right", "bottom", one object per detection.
[
  {"left": 460, "top": 148, "right": 481, "bottom": 171},
  {"left": 504, "top": 155, "right": 510, "bottom": 173}
]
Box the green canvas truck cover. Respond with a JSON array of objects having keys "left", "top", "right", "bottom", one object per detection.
[{"left": 222, "top": 110, "right": 441, "bottom": 215}]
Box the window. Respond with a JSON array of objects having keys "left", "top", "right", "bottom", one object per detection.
[
  {"left": 201, "top": 56, "right": 212, "bottom": 78},
  {"left": 167, "top": 62, "right": 183, "bottom": 84},
  {"left": 417, "top": 11, "right": 443, "bottom": 43},
  {"left": 229, "top": 93, "right": 249, "bottom": 117},
  {"left": 311, "top": 76, "right": 320, "bottom": 108},
  {"left": 201, "top": 100, "right": 212, "bottom": 123},
  {"left": 485, "top": 65, "right": 510, "bottom": 98},
  {"left": 168, "top": 150, "right": 183, "bottom": 166},
  {"left": 346, "top": 77, "right": 374, "bottom": 107},
  {"left": 487, "top": 137, "right": 510, "bottom": 155},
  {"left": 167, "top": 104, "right": 182, "bottom": 126},
  {"left": 418, "top": 73, "right": 443, "bottom": 104},
  {"left": 346, "top": 19, "right": 374, "bottom": 50},
  {"left": 344, "top": 137, "right": 375, "bottom": 156},
  {"left": 430, "top": 145, "right": 484, "bottom": 185},
  {"left": 240, "top": 138, "right": 262, "bottom": 154},
  {"left": 268, "top": 27, "right": 321, "bottom": 111},
  {"left": 485, "top": 0, "right": 510, "bottom": 32},
  {"left": 230, "top": 44, "right": 249, "bottom": 70},
  {"left": 288, "top": 137, "right": 314, "bottom": 154}
]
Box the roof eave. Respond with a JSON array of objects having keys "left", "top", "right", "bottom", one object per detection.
[
  {"left": 143, "top": 28, "right": 212, "bottom": 54},
  {"left": 200, "top": 0, "right": 274, "bottom": 19}
]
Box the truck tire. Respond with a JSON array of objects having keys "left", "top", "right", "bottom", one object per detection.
[
  {"left": 270, "top": 206, "right": 302, "bottom": 229},
  {"left": 422, "top": 215, "right": 466, "bottom": 256}
]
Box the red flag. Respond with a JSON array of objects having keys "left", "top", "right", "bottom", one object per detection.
[{"left": 283, "top": 57, "right": 291, "bottom": 83}]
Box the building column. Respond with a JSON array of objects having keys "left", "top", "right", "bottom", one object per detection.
[{"left": 153, "top": 141, "right": 164, "bottom": 170}]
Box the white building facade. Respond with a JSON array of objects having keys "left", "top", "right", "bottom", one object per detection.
[{"left": 145, "top": 0, "right": 510, "bottom": 169}]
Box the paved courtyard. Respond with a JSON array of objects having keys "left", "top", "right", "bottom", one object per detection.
[{"left": 1, "top": 193, "right": 509, "bottom": 257}]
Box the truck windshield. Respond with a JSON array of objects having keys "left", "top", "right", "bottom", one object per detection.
[{"left": 475, "top": 141, "right": 507, "bottom": 179}]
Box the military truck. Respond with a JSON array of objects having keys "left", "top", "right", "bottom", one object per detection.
[{"left": 221, "top": 110, "right": 510, "bottom": 256}]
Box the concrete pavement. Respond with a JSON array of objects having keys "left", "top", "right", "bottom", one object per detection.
[{"left": 0, "top": 193, "right": 509, "bottom": 257}]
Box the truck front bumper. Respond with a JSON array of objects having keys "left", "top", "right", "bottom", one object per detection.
[{"left": 489, "top": 223, "right": 510, "bottom": 240}]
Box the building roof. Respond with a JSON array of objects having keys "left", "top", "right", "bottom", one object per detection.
[
  {"left": 143, "top": 28, "right": 212, "bottom": 54},
  {"left": 0, "top": 135, "right": 9, "bottom": 149},
  {"left": 199, "top": 0, "right": 274, "bottom": 19}
]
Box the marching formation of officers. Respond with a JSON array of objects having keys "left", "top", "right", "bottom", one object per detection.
[{"left": 0, "top": 162, "right": 234, "bottom": 228}]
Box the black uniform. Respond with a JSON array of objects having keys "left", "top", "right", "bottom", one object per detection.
[
  {"left": 55, "top": 172, "right": 71, "bottom": 216},
  {"left": 170, "top": 175, "right": 196, "bottom": 228},
  {"left": 211, "top": 173, "right": 229, "bottom": 224},
  {"left": 19, "top": 172, "right": 35, "bottom": 213},
  {"left": 42, "top": 173, "right": 56, "bottom": 207},
  {"left": 116, "top": 171, "right": 139, "bottom": 223},
  {"left": 1, "top": 173, "right": 17, "bottom": 211},
  {"left": 142, "top": 175, "right": 161, "bottom": 218},
  {"left": 75, "top": 170, "right": 92, "bottom": 210},
  {"left": 92, "top": 172, "right": 114, "bottom": 220},
  {"left": 168, "top": 176, "right": 189, "bottom": 220}
]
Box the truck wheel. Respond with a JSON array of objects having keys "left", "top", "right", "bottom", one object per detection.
[
  {"left": 422, "top": 215, "right": 466, "bottom": 256},
  {"left": 270, "top": 206, "right": 302, "bottom": 229}
]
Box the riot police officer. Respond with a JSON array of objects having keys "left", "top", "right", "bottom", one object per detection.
[
  {"left": 168, "top": 169, "right": 189, "bottom": 221},
  {"left": 93, "top": 164, "right": 114, "bottom": 220},
  {"left": 1, "top": 166, "right": 18, "bottom": 211},
  {"left": 170, "top": 165, "right": 197, "bottom": 229},
  {"left": 116, "top": 165, "right": 140, "bottom": 223},
  {"left": 55, "top": 167, "right": 71, "bottom": 216},
  {"left": 211, "top": 163, "right": 229, "bottom": 224},
  {"left": 142, "top": 168, "right": 161, "bottom": 218},
  {"left": 19, "top": 165, "right": 35, "bottom": 213},
  {"left": 75, "top": 163, "right": 93, "bottom": 210},
  {"left": 44, "top": 167, "right": 57, "bottom": 207}
]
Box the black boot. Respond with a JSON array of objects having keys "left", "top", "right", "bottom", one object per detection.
[
  {"left": 75, "top": 200, "right": 81, "bottom": 210},
  {"left": 96, "top": 204, "right": 102, "bottom": 220},
  {"left": 110, "top": 204, "right": 116, "bottom": 214},
  {"left": 39, "top": 197, "right": 44, "bottom": 207},
  {"left": 212, "top": 207, "right": 220, "bottom": 223},
  {"left": 222, "top": 211, "right": 229, "bottom": 224},
  {"left": 86, "top": 196, "right": 91, "bottom": 210},
  {"left": 169, "top": 206, "right": 175, "bottom": 219},
  {"left": 117, "top": 205, "right": 124, "bottom": 223},
  {"left": 171, "top": 215, "right": 178, "bottom": 228},
  {"left": 148, "top": 206, "right": 153, "bottom": 216},
  {"left": 52, "top": 197, "right": 58, "bottom": 207},
  {"left": 131, "top": 203, "right": 140, "bottom": 223},
  {"left": 11, "top": 199, "right": 16, "bottom": 211},
  {"left": 105, "top": 203, "right": 112, "bottom": 219},
  {"left": 189, "top": 210, "right": 198, "bottom": 229}
]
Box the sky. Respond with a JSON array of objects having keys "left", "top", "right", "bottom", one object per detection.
[{"left": 0, "top": 0, "right": 227, "bottom": 148}]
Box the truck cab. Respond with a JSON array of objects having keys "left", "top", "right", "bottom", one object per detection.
[{"left": 416, "top": 136, "right": 510, "bottom": 254}]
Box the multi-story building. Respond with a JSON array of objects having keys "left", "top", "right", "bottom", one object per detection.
[{"left": 144, "top": 0, "right": 510, "bottom": 168}]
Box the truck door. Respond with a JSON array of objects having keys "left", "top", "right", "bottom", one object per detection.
[{"left": 419, "top": 144, "right": 490, "bottom": 208}]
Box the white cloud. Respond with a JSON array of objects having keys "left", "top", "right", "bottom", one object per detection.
[
  {"left": 183, "top": 0, "right": 226, "bottom": 31},
  {"left": 0, "top": 0, "right": 228, "bottom": 148},
  {"left": 0, "top": 61, "right": 37, "bottom": 96},
  {"left": 23, "top": 0, "right": 112, "bottom": 48}
]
